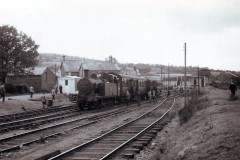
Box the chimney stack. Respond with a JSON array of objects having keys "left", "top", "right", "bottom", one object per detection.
[
  {"left": 63, "top": 55, "right": 65, "bottom": 62},
  {"left": 84, "top": 69, "right": 89, "bottom": 78}
]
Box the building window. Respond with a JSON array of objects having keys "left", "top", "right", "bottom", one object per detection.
[{"left": 65, "top": 80, "right": 68, "bottom": 86}]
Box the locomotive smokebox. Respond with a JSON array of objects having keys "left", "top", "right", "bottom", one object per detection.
[
  {"left": 77, "top": 78, "right": 92, "bottom": 95},
  {"left": 77, "top": 78, "right": 104, "bottom": 96}
]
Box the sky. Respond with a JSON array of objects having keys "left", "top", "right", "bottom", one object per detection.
[{"left": 0, "top": 0, "right": 240, "bottom": 71}]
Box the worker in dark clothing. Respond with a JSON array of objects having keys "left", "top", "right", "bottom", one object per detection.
[
  {"left": 136, "top": 91, "right": 141, "bottom": 106},
  {"left": 229, "top": 83, "right": 237, "bottom": 96},
  {"left": 0, "top": 84, "right": 5, "bottom": 102},
  {"left": 59, "top": 84, "right": 62, "bottom": 94},
  {"left": 167, "top": 90, "right": 170, "bottom": 98}
]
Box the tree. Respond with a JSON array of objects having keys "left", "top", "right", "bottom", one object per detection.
[
  {"left": 0, "top": 25, "right": 39, "bottom": 83},
  {"left": 105, "top": 55, "right": 118, "bottom": 64}
]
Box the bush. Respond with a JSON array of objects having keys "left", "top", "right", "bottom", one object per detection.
[
  {"left": 15, "top": 84, "right": 28, "bottom": 94},
  {"left": 178, "top": 104, "right": 194, "bottom": 125},
  {"left": 5, "top": 84, "right": 15, "bottom": 93},
  {"left": 178, "top": 93, "right": 201, "bottom": 125}
]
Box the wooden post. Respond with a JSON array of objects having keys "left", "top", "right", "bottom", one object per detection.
[{"left": 184, "top": 43, "right": 187, "bottom": 107}]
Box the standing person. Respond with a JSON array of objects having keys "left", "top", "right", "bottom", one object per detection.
[
  {"left": 148, "top": 90, "right": 152, "bottom": 103},
  {"left": 167, "top": 90, "right": 170, "bottom": 98},
  {"left": 55, "top": 84, "right": 58, "bottom": 94},
  {"left": 51, "top": 88, "right": 56, "bottom": 100},
  {"left": 59, "top": 84, "right": 62, "bottom": 94},
  {"left": 41, "top": 92, "right": 47, "bottom": 108},
  {"left": 0, "top": 83, "right": 6, "bottom": 102},
  {"left": 159, "top": 90, "right": 162, "bottom": 98},
  {"left": 229, "top": 82, "right": 237, "bottom": 99},
  {"left": 152, "top": 89, "right": 157, "bottom": 103},
  {"left": 29, "top": 86, "right": 34, "bottom": 98},
  {"left": 126, "top": 90, "right": 131, "bottom": 106}
]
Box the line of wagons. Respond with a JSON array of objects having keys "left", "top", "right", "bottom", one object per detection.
[{"left": 69, "top": 72, "right": 164, "bottom": 110}]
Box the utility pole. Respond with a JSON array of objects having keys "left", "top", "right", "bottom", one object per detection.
[
  {"left": 168, "top": 64, "right": 170, "bottom": 90},
  {"left": 163, "top": 73, "right": 166, "bottom": 90},
  {"left": 160, "top": 65, "right": 164, "bottom": 82},
  {"left": 184, "top": 43, "right": 187, "bottom": 107},
  {"left": 198, "top": 66, "right": 200, "bottom": 94},
  {"left": 55, "top": 64, "right": 57, "bottom": 84}
]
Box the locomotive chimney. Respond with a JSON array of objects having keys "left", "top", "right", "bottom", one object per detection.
[{"left": 84, "top": 69, "right": 89, "bottom": 78}]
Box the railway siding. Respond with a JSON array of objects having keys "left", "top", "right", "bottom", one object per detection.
[{"left": 48, "top": 97, "right": 176, "bottom": 160}]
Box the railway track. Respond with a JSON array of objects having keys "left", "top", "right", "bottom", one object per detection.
[
  {"left": 0, "top": 105, "right": 76, "bottom": 123},
  {"left": 0, "top": 99, "right": 154, "bottom": 155},
  {"left": 0, "top": 91, "right": 173, "bottom": 134},
  {"left": 0, "top": 101, "right": 128, "bottom": 134},
  {"left": 0, "top": 108, "right": 81, "bottom": 133},
  {"left": 48, "top": 97, "right": 176, "bottom": 160},
  {"left": 0, "top": 91, "right": 181, "bottom": 159}
]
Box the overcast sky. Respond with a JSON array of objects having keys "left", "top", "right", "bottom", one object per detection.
[{"left": 1, "top": 0, "right": 240, "bottom": 71}]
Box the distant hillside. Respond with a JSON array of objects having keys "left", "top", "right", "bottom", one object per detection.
[{"left": 38, "top": 53, "right": 239, "bottom": 76}]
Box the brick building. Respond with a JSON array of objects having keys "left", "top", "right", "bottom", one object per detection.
[
  {"left": 60, "top": 59, "right": 120, "bottom": 78},
  {"left": 79, "top": 61, "right": 120, "bottom": 78},
  {"left": 6, "top": 67, "right": 57, "bottom": 92}
]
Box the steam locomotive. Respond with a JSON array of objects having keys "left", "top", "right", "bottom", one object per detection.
[{"left": 72, "top": 72, "right": 163, "bottom": 110}]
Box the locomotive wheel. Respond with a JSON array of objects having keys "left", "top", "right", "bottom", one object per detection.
[{"left": 87, "top": 102, "right": 92, "bottom": 110}]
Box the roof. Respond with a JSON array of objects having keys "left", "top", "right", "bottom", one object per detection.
[
  {"left": 31, "top": 67, "right": 47, "bottom": 75},
  {"left": 142, "top": 73, "right": 192, "bottom": 78},
  {"left": 61, "top": 60, "right": 82, "bottom": 72},
  {"left": 145, "top": 76, "right": 161, "bottom": 81},
  {"left": 120, "top": 66, "right": 141, "bottom": 76},
  {"left": 191, "top": 73, "right": 203, "bottom": 78},
  {"left": 226, "top": 72, "right": 239, "bottom": 78},
  {"left": 82, "top": 62, "right": 120, "bottom": 71},
  {"left": 210, "top": 71, "right": 221, "bottom": 77},
  {"left": 118, "top": 74, "right": 147, "bottom": 80},
  {"left": 58, "top": 75, "right": 82, "bottom": 80}
]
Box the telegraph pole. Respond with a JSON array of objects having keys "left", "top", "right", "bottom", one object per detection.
[
  {"left": 198, "top": 66, "right": 200, "bottom": 94},
  {"left": 168, "top": 63, "right": 170, "bottom": 90},
  {"left": 160, "top": 65, "right": 164, "bottom": 82},
  {"left": 184, "top": 43, "right": 187, "bottom": 107}
]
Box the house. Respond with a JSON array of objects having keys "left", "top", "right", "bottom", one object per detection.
[
  {"left": 60, "top": 60, "right": 82, "bottom": 77},
  {"left": 189, "top": 74, "right": 204, "bottom": 88},
  {"left": 59, "top": 57, "right": 120, "bottom": 93},
  {"left": 58, "top": 76, "right": 82, "bottom": 94},
  {"left": 209, "top": 70, "right": 239, "bottom": 84},
  {"left": 120, "top": 66, "right": 141, "bottom": 76},
  {"left": 6, "top": 67, "right": 57, "bottom": 92},
  {"left": 165, "top": 74, "right": 190, "bottom": 88},
  {"left": 79, "top": 61, "right": 120, "bottom": 78}
]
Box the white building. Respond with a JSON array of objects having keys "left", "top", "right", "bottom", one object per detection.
[{"left": 58, "top": 76, "right": 82, "bottom": 94}]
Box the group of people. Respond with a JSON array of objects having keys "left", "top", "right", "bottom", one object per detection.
[
  {"left": 29, "top": 84, "right": 63, "bottom": 108},
  {"left": 40, "top": 85, "right": 63, "bottom": 108},
  {"left": 126, "top": 90, "right": 141, "bottom": 107},
  {"left": 126, "top": 89, "right": 162, "bottom": 107},
  {"left": 148, "top": 89, "right": 158, "bottom": 103}
]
